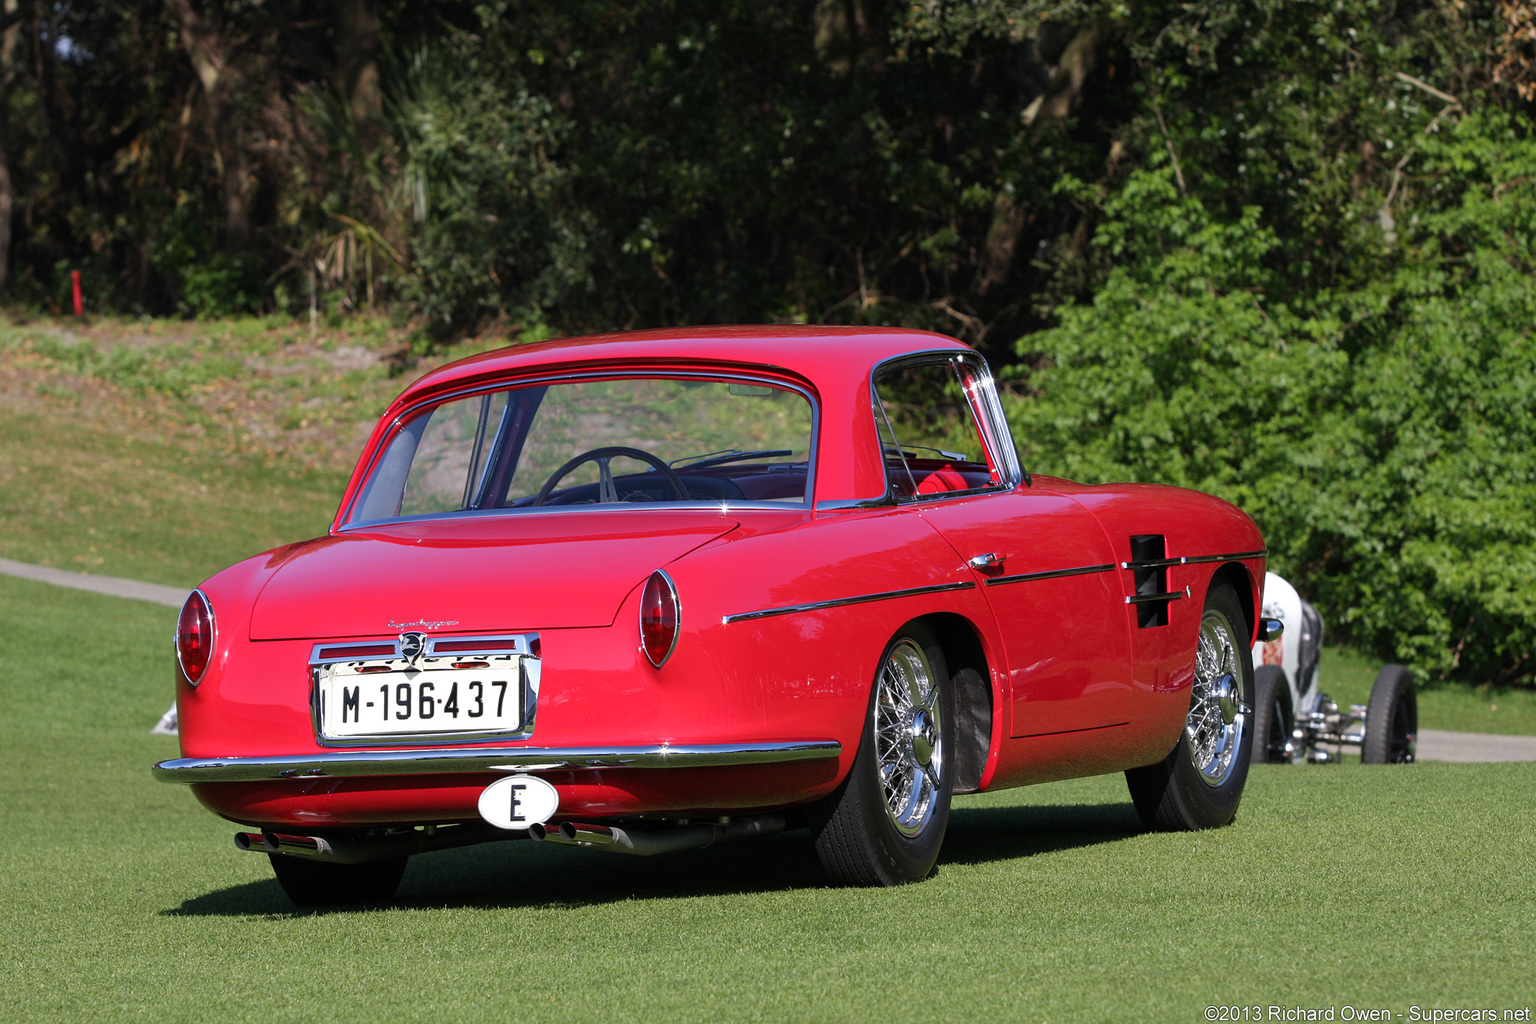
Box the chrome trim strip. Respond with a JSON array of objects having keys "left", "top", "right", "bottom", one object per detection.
[
  {"left": 721, "top": 581, "right": 976, "bottom": 624},
  {"left": 152, "top": 740, "right": 843, "bottom": 784},
  {"left": 1120, "top": 549, "right": 1268, "bottom": 570},
  {"left": 1180, "top": 549, "right": 1268, "bottom": 565},
  {"left": 1126, "top": 587, "right": 1191, "bottom": 605},
  {"left": 982, "top": 563, "right": 1115, "bottom": 587}
]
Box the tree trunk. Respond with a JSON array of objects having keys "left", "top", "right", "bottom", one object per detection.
[
  {"left": 335, "top": 0, "right": 382, "bottom": 123},
  {"left": 977, "top": 19, "right": 1113, "bottom": 296},
  {"left": 163, "top": 0, "right": 251, "bottom": 247},
  {"left": 0, "top": 0, "right": 22, "bottom": 296}
]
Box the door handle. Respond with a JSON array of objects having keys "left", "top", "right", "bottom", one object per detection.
[{"left": 968, "top": 552, "right": 1005, "bottom": 571}]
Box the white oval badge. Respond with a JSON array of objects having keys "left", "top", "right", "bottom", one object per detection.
[{"left": 477, "top": 775, "right": 559, "bottom": 830}]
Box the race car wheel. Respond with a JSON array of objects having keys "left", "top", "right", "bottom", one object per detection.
[
  {"left": 1126, "top": 583, "right": 1254, "bottom": 830},
  {"left": 268, "top": 853, "right": 408, "bottom": 908},
  {"left": 1362, "top": 664, "right": 1417, "bottom": 764},
  {"left": 811, "top": 623, "right": 954, "bottom": 886},
  {"left": 1251, "top": 665, "right": 1293, "bottom": 764}
]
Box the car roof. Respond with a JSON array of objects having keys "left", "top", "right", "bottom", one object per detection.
[{"left": 392, "top": 325, "right": 974, "bottom": 408}]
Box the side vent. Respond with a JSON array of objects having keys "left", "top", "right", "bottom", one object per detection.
[{"left": 1128, "top": 534, "right": 1171, "bottom": 628}]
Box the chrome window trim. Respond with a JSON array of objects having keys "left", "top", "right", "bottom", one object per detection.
[
  {"left": 341, "top": 370, "right": 821, "bottom": 528},
  {"left": 151, "top": 739, "right": 844, "bottom": 784},
  {"left": 721, "top": 580, "right": 976, "bottom": 625},
  {"left": 337, "top": 500, "right": 798, "bottom": 533}
]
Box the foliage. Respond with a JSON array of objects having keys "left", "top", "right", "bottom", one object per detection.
[
  {"left": 1011, "top": 94, "right": 1536, "bottom": 683},
  {"left": 2, "top": 0, "right": 1535, "bottom": 681}
]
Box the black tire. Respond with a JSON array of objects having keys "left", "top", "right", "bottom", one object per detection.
[
  {"left": 268, "top": 853, "right": 408, "bottom": 908},
  {"left": 1250, "top": 665, "right": 1293, "bottom": 764},
  {"left": 811, "top": 622, "right": 954, "bottom": 886},
  {"left": 1126, "top": 583, "right": 1254, "bottom": 830},
  {"left": 1362, "top": 664, "right": 1416, "bottom": 764}
]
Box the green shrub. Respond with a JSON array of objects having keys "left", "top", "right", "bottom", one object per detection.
[{"left": 1011, "top": 108, "right": 1536, "bottom": 686}]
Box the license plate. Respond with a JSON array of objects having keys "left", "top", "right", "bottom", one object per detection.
[{"left": 315, "top": 656, "right": 523, "bottom": 741}]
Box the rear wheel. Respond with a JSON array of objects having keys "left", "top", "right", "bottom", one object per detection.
[
  {"left": 268, "top": 854, "right": 408, "bottom": 908},
  {"left": 1251, "top": 665, "right": 1293, "bottom": 764},
  {"left": 811, "top": 623, "right": 954, "bottom": 886},
  {"left": 1362, "top": 664, "right": 1417, "bottom": 764},
  {"left": 1126, "top": 584, "right": 1254, "bottom": 830}
]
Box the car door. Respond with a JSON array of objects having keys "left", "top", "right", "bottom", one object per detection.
[{"left": 870, "top": 355, "right": 1133, "bottom": 738}]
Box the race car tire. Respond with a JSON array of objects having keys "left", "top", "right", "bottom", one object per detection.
[
  {"left": 1362, "top": 664, "right": 1417, "bottom": 764},
  {"left": 1251, "top": 665, "right": 1293, "bottom": 764}
]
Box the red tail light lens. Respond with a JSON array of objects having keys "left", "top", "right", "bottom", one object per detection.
[
  {"left": 176, "top": 590, "right": 215, "bottom": 685},
  {"left": 639, "top": 570, "right": 680, "bottom": 668}
]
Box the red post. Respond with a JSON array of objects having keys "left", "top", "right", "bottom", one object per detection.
[{"left": 71, "top": 270, "right": 83, "bottom": 316}]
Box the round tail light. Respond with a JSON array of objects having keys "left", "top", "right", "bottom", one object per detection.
[
  {"left": 176, "top": 589, "right": 216, "bottom": 685},
  {"left": 639, "top": 570, "right": 680, "bottom": 668}
]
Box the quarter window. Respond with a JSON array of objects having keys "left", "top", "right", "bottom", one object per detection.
[{"left": 873, "top": 360, "right": 1003, "bottom": 500}]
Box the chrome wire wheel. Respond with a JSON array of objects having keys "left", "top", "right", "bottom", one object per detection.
[
  {"left": 1187, "top": 607, "right": 1250, "bottom": 788},
  {"left": 873, "top": 637, "right": 945, "bottom": 837}
]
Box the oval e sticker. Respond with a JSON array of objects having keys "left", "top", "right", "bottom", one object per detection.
[{"left": 477, "top": 775, "right": 559, "bottom": 830}]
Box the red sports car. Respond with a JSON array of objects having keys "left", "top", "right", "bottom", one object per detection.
[{"left": 155, "top": 325, "right": 1276, "bottom": 905}]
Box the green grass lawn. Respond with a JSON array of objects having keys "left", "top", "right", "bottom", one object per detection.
[{"left": 2, "top": 574, "right": 1532, "bottom": 1022}]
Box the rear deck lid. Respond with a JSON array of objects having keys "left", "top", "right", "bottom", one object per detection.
[{"left": 249, "top": 511, "right": 737, "bottom": 640}]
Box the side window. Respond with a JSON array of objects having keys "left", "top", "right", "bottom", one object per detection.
[{"left": 873, "top": 360, "right": 1003, "bottom": 500}]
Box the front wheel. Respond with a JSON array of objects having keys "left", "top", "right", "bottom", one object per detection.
[
  {"left": 1362, "top": 664, "right": 1417, "bottom": 764},
  {"left": 1126, "top": 583, "right": 1254, "bottom": 830},
  {"left": 811, "top": 623, "right": 954, "bottom": 886}
]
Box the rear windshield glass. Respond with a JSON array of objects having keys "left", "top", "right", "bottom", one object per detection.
[{"left": 348, "top": 376, "right": 815, "bottom": 523}]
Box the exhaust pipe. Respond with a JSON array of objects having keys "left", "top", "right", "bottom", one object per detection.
[
  {"left": 529, "top": 813, "right": 785, "bottom": 856},
  {"left": 233, "top": 823, "right": 516, "bottom": 864}
]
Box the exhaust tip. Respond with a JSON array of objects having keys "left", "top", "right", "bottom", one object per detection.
[
  {"left": 234, "top": 831, "right": 261, "bottom": 852},
  {"left": 528, "top": 822, "right": 551, "bottom": 842}
]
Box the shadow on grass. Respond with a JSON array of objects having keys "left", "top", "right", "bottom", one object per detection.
[{"left": 161, "top": 799, "right": 1141, "bottom": 916}]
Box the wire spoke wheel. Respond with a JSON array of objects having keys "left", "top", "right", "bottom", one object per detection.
[
  {"left": 873, "top": 637, "right": 944, "bottom": 838},
  {"left": 1186, "top": 608, "right": 1249, "bottom": 787},
  {"left": 811, "top": 623, "right": 954, "bottom": 886},
  {"left": 1125, "top": 583, "right": 1254, "bottom": 831}
]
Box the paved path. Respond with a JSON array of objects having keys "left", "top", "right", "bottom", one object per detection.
[
  {"left": 1416, "top": 728, "right": 1536, "bottom": 762},
  {"left": 3, "top": 558, "right": 1534, "bottom": 760},
  {"left": 0, "top": 556, "right": 188, "bottom": 608}
]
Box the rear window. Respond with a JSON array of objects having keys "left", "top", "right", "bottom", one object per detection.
[{"left": 348, "top": 376, "right": 815, "bottom": 523}]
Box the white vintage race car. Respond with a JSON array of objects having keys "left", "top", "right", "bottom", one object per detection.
[{"left": 1250, "top": 573, "right": 1417, "bottom": 764}]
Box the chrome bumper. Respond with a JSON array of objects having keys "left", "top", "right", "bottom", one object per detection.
[{"left": 152, "top": 740, "right": 842, "bottom": 784}]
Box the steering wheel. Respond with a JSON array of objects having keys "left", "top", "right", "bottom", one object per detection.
[{"left": 532, "top": 446, "right": 691, "bottom": 506}]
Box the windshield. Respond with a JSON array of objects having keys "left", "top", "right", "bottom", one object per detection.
[{"left": 347, "top": 375, "right": 815, "bottom": 523}]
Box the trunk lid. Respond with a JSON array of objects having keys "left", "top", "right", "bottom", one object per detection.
[{"left": 248, "top": 512, "right": 737, "bottom": 640}]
